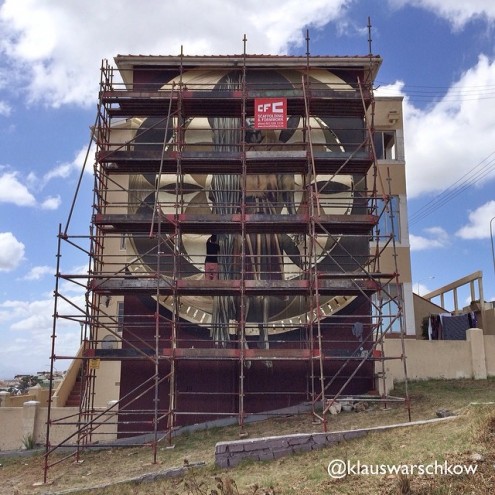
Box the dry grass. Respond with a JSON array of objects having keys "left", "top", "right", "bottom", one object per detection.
[{"left": 1, "top": 378, "right": 494, "bottom": 494}]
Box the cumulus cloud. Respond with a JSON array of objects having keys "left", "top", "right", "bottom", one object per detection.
[
  {"left": 410, "top": 226, "right": 450, "bottom": 251},
  {"left": 1, "top": 0, "right": 494, "bottom": 155},
  {"left": 40, "top": 144, "right": 94, "bottom": 186},
  {"left": 0, "top": 170, "right": 63, "bottom": 209},
  {"left": 40, "top": 195, "right": 62, "bottom": 210},
  {"left": 414, "top": 278, "right": 436, "bottom": 296},
  {"left": 0, "top": 295, "right": 83, "bottom": 376},
  {"left": 456, "top": 200, "right": 495, "bottom": 239},
  {"left": 0, "top": 101, "right": 11, "bottom": 116},
  {"left": 23, "top": 265, "right": 53, "bottom": 281},
  {"left": 377, "top": 55, "right": 495, "bottom": 199},
  {"left": 0, "top": 171, "right": 37, "bottom": 206},
  {"left": 0, "top": 142, "right": 92, "bottom": 211},
  {"left": 0, "top": 232, "right": 25, "bottom": 271},
  {"left": 0, "top": 0, "right": 352, "bottom": 107},
  {"left": 2, "top": 1, "right": 492, "bottom": 202},
  {"left": 389, "top": 0, "right": 495, "bottom": 29}
]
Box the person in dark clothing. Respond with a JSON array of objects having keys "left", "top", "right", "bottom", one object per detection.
[{"left": 205, "top": 234, "right": 219, "bottom": 280}]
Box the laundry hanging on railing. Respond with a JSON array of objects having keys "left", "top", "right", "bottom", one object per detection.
[{"left": 427, "top": 312, "right": 477, "bottom": 340}]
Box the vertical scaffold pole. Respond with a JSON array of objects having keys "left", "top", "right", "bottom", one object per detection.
[
  {"left": 43, "top": 224, "right": 63, "bottom": 484},
  {"left": 239, "top": 34, "right": 248, "bottom": 436}
]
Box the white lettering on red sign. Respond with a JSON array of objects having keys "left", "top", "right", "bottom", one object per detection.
[
  {"left": 257, "top": 101, "right": 284, "bottom": 113},
  {"left": 254, "top": 98, "right": 287, "bottom": 129}
]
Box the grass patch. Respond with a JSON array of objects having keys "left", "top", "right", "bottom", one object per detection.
[
  {"left": 21, "top": 433, "right": 36, "bottom": 450},
  {"left": 1, "top": 378, "right": 494, "bottom": 494}
]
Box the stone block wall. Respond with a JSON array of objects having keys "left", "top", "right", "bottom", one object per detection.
[
  {"left": 215, "top": 430, "right": 366, "bottom": 468},
  {"left": 214, "top": 417, "right": 457, "bottom": 468}
]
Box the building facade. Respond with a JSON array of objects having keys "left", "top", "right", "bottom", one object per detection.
[{"left": 51, "top": 52, "right": 414, "bottom": 442}]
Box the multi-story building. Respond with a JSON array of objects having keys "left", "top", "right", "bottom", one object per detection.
[{"left": 51, "top": 51, "right": 413, "bottom": 444}]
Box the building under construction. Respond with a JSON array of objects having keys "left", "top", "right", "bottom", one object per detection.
[{"left": 46, "top": 40, "right": 414, "bottom": 468}]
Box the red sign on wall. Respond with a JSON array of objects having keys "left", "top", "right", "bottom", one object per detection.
[{"left": 254, "top": 98, "right": 287, "bottom": 129}]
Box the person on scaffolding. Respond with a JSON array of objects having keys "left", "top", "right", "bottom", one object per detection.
[{"left": 205, "top": 234, "right": 219, "bottom": 280}]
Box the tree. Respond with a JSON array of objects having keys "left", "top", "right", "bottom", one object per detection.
[{"left": 18, "top": 375, "right": 42, "bottom": 393}]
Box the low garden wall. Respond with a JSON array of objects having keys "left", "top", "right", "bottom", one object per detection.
[{"left": 215, "top": 418, "right": 457, "bottom": 468}]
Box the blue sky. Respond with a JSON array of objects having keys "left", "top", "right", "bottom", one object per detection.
[{"left": 1, "top": 0, "right": 495, "bottom": 378}]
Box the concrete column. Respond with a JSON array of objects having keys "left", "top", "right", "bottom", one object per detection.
[
  {"left": 378, "top": 372, "right": 394, "bottom": 396},
  {"left": 467, "top": 328, "right": 487, "bottom": 380},
  {"left": 22, "top": 400, "right": 40, "bottom": 448},
  {"left": 105, "top": 399, "right": 119, "bottom": 421},
  {"left": 0, "top": 391, "right": 10, "bottom": 407},
  {"left": 28, "top": 384, "right": 42, "bottom": 401}
]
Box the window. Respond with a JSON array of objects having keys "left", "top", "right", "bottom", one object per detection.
[
  {"left": 374, "top": 131, "right": 396, "bottom": 160},
  {"left": 376, "top": 196, "right": 400, "bottom": 242},
  {"left": 373, "top": 283, "right": 403, "bottom": 333},
  {"left": 101, "top": 334, "right": 118, "bottom": 350},
  {"left": 117, "top": 301, "right": 124, "bottom": 333}
]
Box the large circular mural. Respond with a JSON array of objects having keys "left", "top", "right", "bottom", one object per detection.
[{"left": 124, "top": 68, "right": 368, "bottom": 337}]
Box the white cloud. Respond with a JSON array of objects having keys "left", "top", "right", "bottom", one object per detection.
[
  {"left": 390, "top": 0, "right": 495, "bottom": 29},
  {"left": 0, "top": 299, "right": 53, "bottom": 328},
  {"left": 414, "top": 278, "right": 436, "bottom": 295},
  {"left": 42, "top": 163, "right": 73, "bottom": 183},
  {"left": 41, "top": 145, "right": 94, "bottom": 187},
  {"left": 23, "top": 265, "right": 53, "bottom": 281},
  {"left": 0, "top": 101, "right": 11, "bottom": 116},
  {"left": 410, "top": 226, "right": 449, "bottom": 251},
  {"left": 40, "top": 195, "right": 61, "bottom": 210},
  {"left": 0, "top": 170, "right": 62, "bottom": 209},
  {"left": 0, "top": 171, "right": 36, "bottom": 206},
  {"left": 0, "top": 145, "right": 90, "bottom": 208},
  {"left": 456, "top": 200, "right": 495, "bottom": 239},
  {"left": 0, "top": 0, "right": 352, "bottom": 108},
  {"left": 0, "top": 1, "right": 57, "bottom": 60},
  {"left": 0, "top": 295, "right": 82, "bottom": 377},
  {"left": 378, "top": 55, "right": 495, "bottom": 198},
  {"left": 0, "top": 232, "right": 25, "bottom": 271}
]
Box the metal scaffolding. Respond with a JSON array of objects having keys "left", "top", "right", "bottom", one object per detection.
[{"left": 44, "top": 36, "right": 410, "bottom": 481}]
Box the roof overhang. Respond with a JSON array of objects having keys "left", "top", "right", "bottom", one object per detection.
[{"left": 113, "top": 54, "right": 382, "bottom": 87}]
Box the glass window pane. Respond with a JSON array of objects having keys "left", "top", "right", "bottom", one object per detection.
[
  {"left": 117, "top": 301, "right": 124, "bottom": 333},
  {"left": 376, "top": 196, "right": 400, "bottom": 242}
]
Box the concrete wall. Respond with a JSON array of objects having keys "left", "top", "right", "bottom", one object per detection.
[
  {"left": 0, "top": 400, "right": 48, "bottom": 450},
  {"left": 0, "top": 401, "right": 118, "bottom": 452},
  {"left": 485, "top": 335, "right": 495, "bottom": 375},
  {"left": 383, "top": 328, "right": 491, "bottom": 392},
  {"left": 35, "top": 405, "right": 118, "bottom": 448},
  {"left": 93, "top": 360, "right": 121, "bottom": 408},
  {"left": 0, "top": 407, "right": 23, "bottom": 450},
  {"left": 0, "top": 386, "right": 50, "bottom": 407},
  {"left": 483, "top": 308, "right": 495, "bottom": 336}
]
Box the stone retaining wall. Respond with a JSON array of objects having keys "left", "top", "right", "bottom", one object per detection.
[
  {"left": 215, "top": 430, "right": 365, "bottom": 468},
  {"left": 215, "top": 417, "right": 457, "bottom": 468}
]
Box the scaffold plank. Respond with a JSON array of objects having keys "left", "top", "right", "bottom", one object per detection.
[
  {"left": 97, "top": 149, "right": 372, "bottom": 175},
  {"left": 90, "top": 277, "right": 379, "bottom": 295},
  {"left": 101, "top": 89, "right": 367, "bottom": 118},
  {"left": 93, "top": 212, "right": 377, "bottom": 234}
]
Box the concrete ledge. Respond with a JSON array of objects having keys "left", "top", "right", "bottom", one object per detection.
[
  {"left": 38, "top": 462, "right": 206, "bottom": 494},
  {"left": 215, "top": 416, "right": 458, "bottom": 468}
]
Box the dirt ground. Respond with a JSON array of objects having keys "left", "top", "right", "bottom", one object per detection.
[{"left": 1, "top": 379, "right": 494, "bottom": 494}]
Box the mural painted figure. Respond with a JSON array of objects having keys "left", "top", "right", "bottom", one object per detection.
[{"left": 209, "top": 109, "right": 301, "bottom": 364}]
